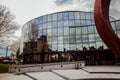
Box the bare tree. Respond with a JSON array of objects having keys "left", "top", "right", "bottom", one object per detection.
[
  {"left": 28, "top": 22, "right": 38, "bottom": 42},
  {"left": 0, "top": 4, "right": 19, "bottom": 45}
]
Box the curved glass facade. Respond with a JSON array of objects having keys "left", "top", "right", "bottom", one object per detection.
[{"left": 21, "top": 11, "right": 120, "bottom": 53}]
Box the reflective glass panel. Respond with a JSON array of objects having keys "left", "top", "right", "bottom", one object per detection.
[
  {"left": 75, "top": 20, "right": 80, "bottom": 26},
  {"left": 43, "top": 16, "right": 47, "bottom": 23},
  {"left": 58, "top": 13, "right": 63, "bottom": 20},
  {"left": 52, "top": 21, "right": 57, "bottom": 28},
  {"left": 80, "top": 20, "right": 86, "bottom": 26},
  {"left": 89, "top": 34, "right": 95, "bottom": 42},
  {"left": 76, "top": 27, "right": 81, "bottom": 35},
  {"left": 58, "top": 21, "right": 64, "bottom": 27},
  {"left": 64, "top": 20, "right": 69, "bottom": 26},
  {"left": 69, "top": 12, "right": 74, "bottom": 19},
  {"left": 39, "top": 17, "right": 43, "bottom": 23},
  {"left": 69, "top": 20, "right": 75, "bottom": 26},
  {"left": 77, "top": 44, "right": 82, "bottom": 50},
  {"left": 88, "top": 26, "right": 94, "bottom": 34},
  {"left": 82, "top": 27, "right": 88, "bottom": 34},
  {"left": 70, "top": 28, "right": 76, "bottom": 36},
  {"left": 52, "top": 37, "right": 57, "bottom": 44},
  {"left": 80, "top": 12, "right": 85, "bottom": 19},
  {"left": 63, "top": 12, "right": 69, "bottom": 20},
  {"left": 64, "top": 44, "right": 69, "bottom": 50},
  {"left": 75, "top": 12, "right": 80, "bottom": 19},
  {"left": 48, "top": 15, "right": 52, "bottom": 22},
  {"left": 53, "top": 13, "right": 57, "bottom": 21},
  {"left": 47, "top": 29, "right": 51, "bottom": 36},
  {"left": 48, "top": 22, "right": 52, "bottom": 28},
  {"left": 64, "top": 27, "right": 69, "bottom": 35},
  {"left": 58, "top": 36, "right": 63, "bottom": 43},
  {"left": 52, "top": 28, "right": 57, "bottom": 36},
  {"left": 70, "top": 44, "right": 76, "bottom": 50},
  {"left": 85, "top": 12, "right": 91, "bottom": 20},
  {"left": 82, "top": 35, "right": 88, "bottom": 42},
  {"left": 58, "top": 28, "right": 63, "bottom": 36},
  {"left": 58, "top": 44, "right": 63, "bottom": 51},
  {"left": 116, "top": 21, "right": 120, "bottom": 30},
  {"left": 63, "top": 36, "right": 69, "bottom": 43},
  {"left": 76, "top": 36, "right": 82, "bottom": 43},
  {"left": 52, "top": 45, "right": 58, "bottom": 51},
  {"left": 70, "top": 36, "right": 76, "bottom": 44}
]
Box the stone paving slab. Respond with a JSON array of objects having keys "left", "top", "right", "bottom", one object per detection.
[
  {"left": 26, "top": 72, "right": 65, "bottom": 80},
  {"left": 52, "top": 69, "right": 120, "bottom": 80},
  {"left": 0, "top": 73, "right": 32, "bottom": 80},
  {"left": 83, "top": 66, "right": 120, "bottom": 73}
]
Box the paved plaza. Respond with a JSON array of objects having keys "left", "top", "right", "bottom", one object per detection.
[{"left": 0, "top": 66, "right": 120, "bottom": 80}]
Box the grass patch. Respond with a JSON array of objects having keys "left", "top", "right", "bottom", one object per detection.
[{"left": 0, "top": 64, "right": 18, "bottom": 73}]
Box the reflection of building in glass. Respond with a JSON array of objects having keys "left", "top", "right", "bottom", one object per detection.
[{"left": 21, "top": 11, "right": 120, "bottom": 65}]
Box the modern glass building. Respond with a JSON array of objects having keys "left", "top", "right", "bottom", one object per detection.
[{"left": 21, "top": 11, "right": 120, "bottom": 53}]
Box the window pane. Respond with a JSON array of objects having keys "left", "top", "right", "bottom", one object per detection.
[
  {"left": 75, "top": 12, "right": 80, "bottom": 19},
  {"left": 58, "top": 36, "right": 63, "bottom": 43},
  {"left": 52, "top": 21, "right": 57, "bottom": 28},
  {"left": 64, "top": 20, "right": 69, "bottom": 26},
  {"left": 52, "top": 45, "right": 57, "bottom": 51},
  {"left": 77, "top": 44, "right": 82, "bottom": 50},
  {"left": 52, "top": 28, "right": 57, "bottom": 36},
  {"left": 48, "top": 15, "right": 52, "bottom": 22},
  {"left": 76, "top": 27, "right": 81, "bottom": 35},
  {"left": 89, "top": 34, "right": 95, "bottom": 42},
  {"left": 43, "top": 16, "right": 47, "bottom": 23},
  {"left": 63, "top": 36, "right": 69, "bottom": 43},
  {"left": 75, "top": 20, "right": 80, "bottom": 26},
  {"left": 89, "top": 42, "right": 96, "bottom": 48},
  {"left": 96, "top": 42, "right": 103, "bottom": 49},
  {"left": 80, "top": 12, "right": 85, "bottom": 19},
  {"left": 69, "top": 20, "right": 75, "bottom": 26},
  {"left": 58, "top": 28, "right": 63, "bottom": 36},
  {"left": 43, "top": 23, "right": 47, "bottom": 29},
  {"left": 47, "top": 29, "right": 51, "bottom": 36},
  {"left": 111, "top": 22, "right": 116, "bottom": 30},
  {"left": 58, "top": 13, "right": 63, "bottom": 20},
  {"left": 39, "top": 17, "right": 43, "bottom": 24},
  {"left": 63, "top": 12, "right": 69, "bottom": 20},
  {"left": 95, "top": 34, "right": 102, "bottom": 41},
  {"left": 52, "top": 37, "right": 57, "bottom": 44},
  {"left": 86, "top": 20, "right": 92, "bottom": 25},
  {"left": 64, "top": 27, "right": 69, "bottom": 35},
  {"left": 69, "top": 12, "right": 74, "bottom": 19},
  {"left": 80, "top": 20, "right": 86, "bottom": 26},
  {"left": 64, "top": 44, "right": 69, "bottom": 50},
  {"left": 76, "top": 36, "right": 82, "bottom": 43},
  {"left": 58, "top": 44, "right": 63, "bottom": 51},
  {"left": 82, "top": 35, "right": 88, "bottom": 42},
  {"left": 82, "top": 27, "right": 88, "bottom": 34},
  {"left": 88, "top": 26, "right": 94, "bottom": 34},
  {"left": 58, "top": 21, "right": 64, "bottom": 27},
  {"left": 85, "top": 12, "right": 91, "bottom": 20},
  {"left": 48, "top": 22, "right": 52, "bottom": 28},
  {"left": 70, "top": 36, "right": 76, "bottom": 44},
  {"left": 70, "top": 28, "right": 76, "bottom": 36},
  {"left": 53, "top": 14, "right": 57, "bottom": 21},
  {"left": 116, "top": 21, "right": 120, "bottom": 30},
  {"left": 70, "top": 44, "right": 76, "bottom": 50}
]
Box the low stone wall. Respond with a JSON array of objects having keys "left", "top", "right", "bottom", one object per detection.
[{"left": 9, "top": 61, "right": 85, "bottom": 74}]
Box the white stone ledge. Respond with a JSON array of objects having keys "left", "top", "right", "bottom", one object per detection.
[{"left": 9, "top": 61, "right": 85, "bottom": 74}]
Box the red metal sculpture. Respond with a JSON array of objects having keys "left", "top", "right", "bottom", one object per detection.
[{"left": 94, "top": 0, "right": 120, "bottom": 57}]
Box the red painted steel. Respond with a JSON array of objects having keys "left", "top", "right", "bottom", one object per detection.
[{"left": 94, "top": 0, "right": 120, "bottom": 57}]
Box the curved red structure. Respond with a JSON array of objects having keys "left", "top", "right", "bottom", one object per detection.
[{"left": 94, "top": 0, "right": 120, "bottom": 57}]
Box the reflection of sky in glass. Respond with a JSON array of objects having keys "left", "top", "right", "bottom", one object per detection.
[{"left": 22, "top": 11, "right": 120, "bottom": 51}]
